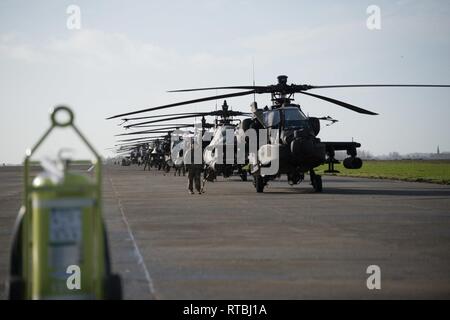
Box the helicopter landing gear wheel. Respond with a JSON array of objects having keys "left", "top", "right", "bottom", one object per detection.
[
  {"left": 254, "top": 175, "right": 265, "bottom": 193},
  {"left": 310, "top": 171, "right": 323, "bottom": 193}
]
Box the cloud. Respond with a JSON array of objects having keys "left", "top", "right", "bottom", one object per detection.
[
  {"left": 236, "top": 4, "right": 450, "bottom": 63},
  {"left": 0, "top": 33, "right": 41, "bottom": 62},
  {"left": 235, "top": 22, "right": 371, "bottom": 66},
  {"left": 0, "top": 29, "right": 250, "bottom": 74},
  {"left": 49, "top": 30, "right": 179, "bottom": 70}
]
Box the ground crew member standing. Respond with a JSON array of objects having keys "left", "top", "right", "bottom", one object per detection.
[{"left": 185, "top": 138, "right": 203, "bottom": 194}]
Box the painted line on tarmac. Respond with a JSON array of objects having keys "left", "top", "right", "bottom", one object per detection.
[{"left": 109, "top": 177, "right": 158, "bottom": 299}]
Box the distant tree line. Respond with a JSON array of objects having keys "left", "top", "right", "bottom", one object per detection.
[{"left": 334, "top": 150, "right": 450, "bottom": 160}]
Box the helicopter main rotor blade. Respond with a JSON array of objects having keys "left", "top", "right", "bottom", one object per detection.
[
  {"left": 106, "top": 90, "right": 256, "bottom": 119},
  {"left": 130, "top": 123, "right": 193, "bottom": 128},
  {"left": 116, "top": 127, "right": 190, "bottom": 136},
  {"left": 169, "top": 84, "right": 450, "bottom": 93},
  {"left": 124, "top": 113, "right": 209, "bottom": 128},
  {"left": 125, "top": 123, "right": 194, "bottom": 134},
  {"left": 115, "top": 136, "right": 167, "bottom": 144},
  {"left": 298, "top": 91, "right": 378, "bottom": 115},
  {"left": 116, "top": 135, "right": 173, "bottom": 143},
  {"left": 122, "top": 112, "right": 202, "bottom": 122},
  {"left": 108, "top": 76, "right": 449, "bottom": 121},
  {"left": 125, "top": 112, "right": 212, "bottom": 128},
  {"left": 115, "top": 139, "right": 165, "bottom": 147},
  {"left": 308, "top": 84, "right": 450, "bottom": 90},
  {"left": 168, "top": 86, "right": 266, "bottom": 92},
  {"left": 117, "top": 135, "right": 189, "bottom": 144},
  {"left": 116, "top": 130, "right": 176, "bottom": 136},
  {"left": 125, "top": 110, "right": 251, "bottom": 128},
  {"left": 117, "top": 136, "right": 162, "bottom": 142}
]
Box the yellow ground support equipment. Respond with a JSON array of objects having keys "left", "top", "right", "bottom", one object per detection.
[{"left": 7, "top": 106, "right": 122, "bottom": 299}]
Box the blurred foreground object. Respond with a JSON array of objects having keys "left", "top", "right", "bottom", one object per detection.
[{"left": 7, "top": 106, "right": 122, "bottom": 300}]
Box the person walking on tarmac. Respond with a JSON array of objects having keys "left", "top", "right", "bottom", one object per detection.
[{"left": 185, "top": 138, "right": 203, "bottom": 195}]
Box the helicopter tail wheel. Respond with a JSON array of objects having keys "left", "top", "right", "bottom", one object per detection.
[{"left": 254, "top": 175, "right": 265, "bottom": 193}]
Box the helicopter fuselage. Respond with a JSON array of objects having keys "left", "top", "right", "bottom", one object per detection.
[
  {"left": 238, "top": 104, "right": 362, "bottom": 191},
  {"left": 257, "top": 105, "right": 326, "bottom": 174}
]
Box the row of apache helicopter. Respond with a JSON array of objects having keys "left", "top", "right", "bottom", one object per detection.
[
  {"left": 113, "top": 100, "right": 251, "bottom": 181},
  {"left": 107, "top": 75, "right": 450, "bottom": 193}
]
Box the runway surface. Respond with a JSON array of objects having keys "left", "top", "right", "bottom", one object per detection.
[{"left": 1, "top": 165, "right": 450, "bottom": 299}]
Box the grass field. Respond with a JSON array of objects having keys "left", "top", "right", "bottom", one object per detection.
[{"left": 317, "top": 160, "right": 450, "bottom": 185}]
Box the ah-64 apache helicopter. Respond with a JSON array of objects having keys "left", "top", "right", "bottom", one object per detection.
[
  {"left": 107, "top": 75, "right": 450, "bottom": 193},
  {"left": 114, "top": 102, "right": 251, "bottom": 181},
  {"left": 113, "top": 121, "right": 195, "bottom": 171}
]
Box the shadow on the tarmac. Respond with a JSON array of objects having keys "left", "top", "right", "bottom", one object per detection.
[
  {"left": 323, "top": 188, "right": 450, "bottom": 197},
  {"left": 263, "top": 185, "right": 450, "bottom": 197}
]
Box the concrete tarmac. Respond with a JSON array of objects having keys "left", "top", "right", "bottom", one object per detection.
[{"left": 1, "top": 165, "right": 450, "bottom": 299}]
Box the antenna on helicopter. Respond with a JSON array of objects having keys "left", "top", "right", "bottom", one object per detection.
[
  {"left": 252, "top": 57, "right": 256, "bottom": 104},
  {"left": 215, "top": 89, "right": 218, "bottom": 125}
]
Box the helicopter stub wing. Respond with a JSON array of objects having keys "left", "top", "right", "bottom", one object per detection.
[{"left": 323, "top": 141, "right": 361, "bottom": 156}]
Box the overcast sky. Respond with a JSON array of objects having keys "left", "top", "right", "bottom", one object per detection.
[{"left": 0, "top": 0, "right": 449, "bottom": 164}]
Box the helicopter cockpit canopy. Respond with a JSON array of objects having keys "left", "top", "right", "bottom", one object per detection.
[
  {"left": 263, "top": 110, "right": 281, "bottom": 128},
  {"left": 282, "top": 106, "right": 308, "bottom": 129},
  {"left": 263, "top": 106, "right": 308, "bottom": 129}
]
